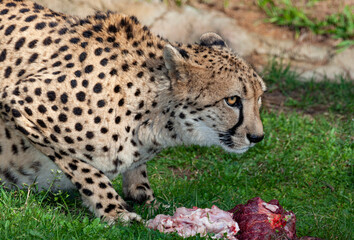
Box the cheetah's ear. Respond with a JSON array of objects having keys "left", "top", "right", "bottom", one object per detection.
[
  {"left": 163, "top": 44, "right": 184, "bottom": 70},
  {"left": 200, "top": 32, "right": 227, "bottom": 47},
  {"left": 163, "top": 44, "right": 187, "bottom": 81}
]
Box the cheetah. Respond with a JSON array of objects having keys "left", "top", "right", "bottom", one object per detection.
[{"left": 0, "top": 0, "right": 266, "bottom": 223}]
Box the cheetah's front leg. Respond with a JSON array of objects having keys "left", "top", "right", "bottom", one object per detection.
[
  {"left": 54, "top": 156, "right": 141, "bottom": 224},
  {"left": 122, "top": 164, "right": 156, "bottom": 206}
]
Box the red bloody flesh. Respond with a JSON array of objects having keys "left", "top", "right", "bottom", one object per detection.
[{"left": 229, "top": 197, "right": 297, "bottom": 240}]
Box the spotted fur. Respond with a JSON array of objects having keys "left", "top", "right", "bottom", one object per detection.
[{"left": 0, "top": 0, "right": 266, "bottom": 223}]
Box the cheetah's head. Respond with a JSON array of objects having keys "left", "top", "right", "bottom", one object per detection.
[{"left": 163, "top": 33, "right": 266, "bottom": 154}]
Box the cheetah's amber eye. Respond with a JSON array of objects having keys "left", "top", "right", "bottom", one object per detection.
[{"left": 225, "top": 96, "right": 240, "bottom": 107}]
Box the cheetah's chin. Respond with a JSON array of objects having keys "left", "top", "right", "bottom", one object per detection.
[{"left": 221, "top": 145, "right": 250, "bottom": 154}]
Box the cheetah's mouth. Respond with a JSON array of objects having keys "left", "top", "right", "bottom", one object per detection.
[
  {"left": 218, "top": 132, "right": 251, "bottom": 153},
  {"left": 218, "top": 132, "right": 235, "bottom": 148}
]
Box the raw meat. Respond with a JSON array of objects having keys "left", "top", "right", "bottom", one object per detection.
[
  {"left": 229, "top": 197, "right": 296, "bottom": 240},
  {"left": 147, "top": 205, "right": 239, "bottom": 239}
]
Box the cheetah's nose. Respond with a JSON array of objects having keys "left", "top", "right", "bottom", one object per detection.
[{"left": 246, "top": 134, "right": 264, "bottom": 143}]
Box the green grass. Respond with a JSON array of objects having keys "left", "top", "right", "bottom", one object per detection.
[
  {"left": 0, "top": 64, "right": 353, "bottom": 239},
  {"left": 1, "top": 112, "right": 352, "bottom": 239},
  {"left": 262, "top": 61, "right": 354, "bottom": 115},
  {"left": 257, "top": 0, "right": 354, "bottom": 51}
]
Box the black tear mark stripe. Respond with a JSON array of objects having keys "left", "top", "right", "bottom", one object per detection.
[{"left": 219, "top": 102, "right": 244, "bottom": 147}]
